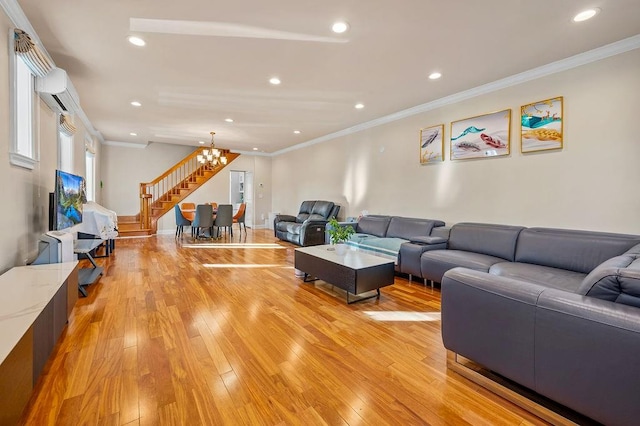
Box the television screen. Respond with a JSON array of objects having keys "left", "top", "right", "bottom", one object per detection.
[{"left": 54, "top": 169, "right": 85, "bottom": 230}]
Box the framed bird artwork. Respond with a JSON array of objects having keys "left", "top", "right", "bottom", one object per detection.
[{"left": 420, "top": 124, "right": 444, "bottom": 164}]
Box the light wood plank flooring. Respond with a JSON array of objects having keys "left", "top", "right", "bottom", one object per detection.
[{"left": 20, "top": 229, "right": 546, "bottom": 425}]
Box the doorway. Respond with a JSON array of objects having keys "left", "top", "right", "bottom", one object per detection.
[{"left": 229, "top": 170, "right": 253, "bottom": 227}]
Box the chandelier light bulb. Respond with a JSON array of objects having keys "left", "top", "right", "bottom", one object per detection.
[{"left": 199, "top": 131, "right": 228, "bottom": 168}]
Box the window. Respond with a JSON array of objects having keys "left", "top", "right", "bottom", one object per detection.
[
  {"left": 58, "top": 130, "right": 73, "bottom": 172},
  {"left": 85, "top": 138, "right": 95, "bottom": 202},
  {"left": 10, "top": 54, "right": 37, "bottom": 168}
]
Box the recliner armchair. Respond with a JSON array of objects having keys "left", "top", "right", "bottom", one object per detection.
[{"left": 274, "top": 200, "right": 340, "bottom": 246}]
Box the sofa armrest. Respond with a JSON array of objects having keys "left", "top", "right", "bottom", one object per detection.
[
  {"left": 441, "top": 268, "right": 548, "bottom": 389},
  {"left": 273, "top": 214, "right": 297, "bottom": 237},
  {"left": 300, "top": 220, "right": 330, "bottom": 246},
  {"left": 274, "top": 214, "right": 296, "bottom": 224},
  {"left": 409, "top": 236, "right": 447, "bottom": 245},
  {"left": 399, "top": 240, "right": 447, "bottom": 277},
  {"left": 534, "top": 289, "right": 640, "bottom": 425}
]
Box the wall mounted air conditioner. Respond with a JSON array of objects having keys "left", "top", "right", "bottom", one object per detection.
[{"left": 36, "top": 67, "right": 81, "bottom": 114}]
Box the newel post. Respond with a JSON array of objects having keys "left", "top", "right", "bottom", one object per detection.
[{"left": 139, "top": 183, "right": 152, "bottom": 229}]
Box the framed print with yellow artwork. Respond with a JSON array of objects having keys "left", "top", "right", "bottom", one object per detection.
[{"left": 521, "top": 96, "right": 563, "bottom": 153}]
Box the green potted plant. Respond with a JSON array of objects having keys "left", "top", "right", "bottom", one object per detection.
[{"left": 327, "top": 217, "right": 354, "bottom": 255}]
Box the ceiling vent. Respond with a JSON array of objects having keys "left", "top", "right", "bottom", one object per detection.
[{"left": 36, "top": 67, "right": 81, "bottom": 114}]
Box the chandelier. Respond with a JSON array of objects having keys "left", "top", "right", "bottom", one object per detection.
[{"left": 197, "top": 131, "right": 228, "bottom": 167}]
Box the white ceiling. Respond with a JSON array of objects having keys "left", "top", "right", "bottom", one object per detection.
[{"left": 16, "top": 0, "right": 640, "bottom": 153}]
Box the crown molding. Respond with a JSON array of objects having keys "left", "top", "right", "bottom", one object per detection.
[
  {"left": 75, "top": 107, "right": 104, "bottom": 144},
  {"left": 273, "top": 34, "right": 640, "bottom": 157}
]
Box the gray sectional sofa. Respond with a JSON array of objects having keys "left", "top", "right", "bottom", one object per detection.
[
  {"left": 429, "top": 222, "right": 640, "bottom": 425},
  {"left": 326, "top": 215, "right": 446, "bottom": 271}
]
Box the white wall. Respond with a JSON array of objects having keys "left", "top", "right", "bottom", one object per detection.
[
  {"left": 272, "top": 49, "right": 640, "bottom": 234},
  {"left": 99, "top": 142, "right": 194, "bottom": 215},
  {"left": 0, "top": 8, "right": 102, "bottom": 271}
]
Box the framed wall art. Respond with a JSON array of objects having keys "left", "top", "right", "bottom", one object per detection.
[
  {"left": 419, "top": 124, "right": 444, "bottom": 164},
  {"left": 450, "top": 109, "right": 511, "bottom": 160},
  {"left": 521, "top": 96, "right": 563, "bottom": 153}
]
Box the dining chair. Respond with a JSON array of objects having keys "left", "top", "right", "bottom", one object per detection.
[
  {"left": 233, "top": 203, "right": 247, "bottom": 233},
  {"left": 192, "top": 204, "right": 214, "bottom": 239},
  {"left": 181, "top": 202, "right": 196, "bottom": 224},
  {"left": 174, "top": 204, "right": 192, "bottom": 238},
  {"left": 214, "top": 204, "right": 233, "bottom": 238}
]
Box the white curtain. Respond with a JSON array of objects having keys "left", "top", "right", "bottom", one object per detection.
[
  {"left": 59, "top": 114, "right": 77, "bottom": 136},
  {"left": 13, "top": 29, "right": 53, "bottom": 77}
]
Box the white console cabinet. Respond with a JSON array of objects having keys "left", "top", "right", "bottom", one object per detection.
[{"left": 0, "top": 262, "right": 78, "bottom": 424}]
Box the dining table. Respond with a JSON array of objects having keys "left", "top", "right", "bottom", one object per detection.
[{"left": 180, "top": 206, "right": 218, "bottom": 222}]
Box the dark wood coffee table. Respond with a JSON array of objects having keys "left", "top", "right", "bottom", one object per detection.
[{"left": 294, "top": 245, "right": 395, "bottom": 304}]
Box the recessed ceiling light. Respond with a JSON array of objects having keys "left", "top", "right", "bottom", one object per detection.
[
  {"left": 332, "top": 22, "right": 349, "bottom": 34},
  {"left": 269, "top": 77, "right": 281, "bottom": 85},
  {"left": 253, "top": 147, "right": 259, "bottom": 151},
  {"left": 130, "top": 101, "right": 142, "bottom": 107},
  {"left": 428, "top": 72, "right": 442, "bottom": 80},
  {"left": 129, "top": 132, "right": 137, "bottom": 136},
  {"left": 127, "top": 36, "right": 146, "bottom": 47},
  {"left": 355, "top": 103, "right": 364, "bottom": 109},
  {"left": 225, "top": 118, "right": 234, "bottom": 123},
  {"left": 573, "top": 8, "right": 600, "bottom": 22},
  {"left": 293, "top": 130, "right": 301, "bottom": 134},
  {"left": 199, "top": 141, "right": 205, "bottom": 145}
]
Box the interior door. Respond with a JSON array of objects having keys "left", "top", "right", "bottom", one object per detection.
[{"left": 244, "top": 171, "right": 254, "bottom": 227}]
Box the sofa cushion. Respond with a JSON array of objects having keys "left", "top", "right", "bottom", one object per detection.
[
  {"left": 577, "top": 246, "right": 640, "bottom": 308},
  {"left": 295, "top": 200, "right": 316, "bottom": 223},
  {"left": 276, "top": 221, "right": 302, "bottom": 235},
  {"left": 359, "top": 237, "right": 406, "bottom": 258},
  {"left": 489, "top": 262, "right": 586, "bottom": 292},
  {"left": 515, "top": 228, "right": 640, "bottom": 274},
  {"left": 310, "top": 201, "right": 334, "bottom": 219},
  {"left": 356, "top": 216, "right": 391, "bottom": 237},
  {"left": 386, "top": 217, "right": 445, "bottom": 240},
  {"left": 448, "top": 223, "right": 525, "bottom": 261}
]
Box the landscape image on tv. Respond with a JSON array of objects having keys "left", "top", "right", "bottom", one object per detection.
[{"left": 55, "top": 170, "right": 84, "bottom": 230}]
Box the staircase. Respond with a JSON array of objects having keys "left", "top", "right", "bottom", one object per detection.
[{"left": 117, "top": 149, "right": 240, "bottom": 237}]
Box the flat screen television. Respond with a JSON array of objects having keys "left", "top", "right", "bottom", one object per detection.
[{"left": 50, "top": 169, "right": 85, "bottom": 230}]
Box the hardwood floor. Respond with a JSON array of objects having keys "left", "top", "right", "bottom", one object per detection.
[{"left": 20, "top": 229, "right": 546, "bottom": 425}]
